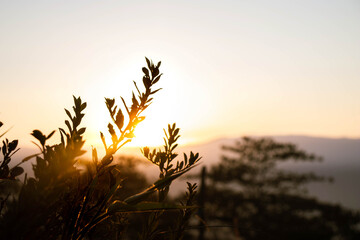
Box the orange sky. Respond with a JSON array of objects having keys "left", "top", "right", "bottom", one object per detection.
[{"left": 1, "top": 0, "right": 359, "bottom": 151}]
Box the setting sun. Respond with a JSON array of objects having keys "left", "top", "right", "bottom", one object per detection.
[{"left": 128, "top": 117, "right": 164, "bottom": 147}]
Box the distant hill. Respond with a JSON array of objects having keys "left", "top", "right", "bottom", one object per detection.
[{"left": 11, "top": 135, "right": 360, "bottom": 210}]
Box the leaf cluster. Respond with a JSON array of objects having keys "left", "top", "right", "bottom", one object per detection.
[
  {"left": 0, "top": 123, "right": 22, "bottom": 180},
  {"left": 141, "top": 123, "right": 200, "bottom": 202},
  {"left": 0, "top": 122, "right": 23, "bottom": 216}
]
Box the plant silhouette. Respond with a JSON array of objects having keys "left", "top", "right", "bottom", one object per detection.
[{"left": 0, "top": 58, "right": 200, "bottom": 240}]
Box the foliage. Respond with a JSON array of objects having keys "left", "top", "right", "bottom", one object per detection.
[
  {"left": 134, "top": 124, "right": 200, "bottom": 240},
  {"left": 201, "top": 137, "right": 360, "bottom": 240},
  {"left": 0, "top": 58, "right": 200, "bottom": 240},
  {"left": 0, "top": 122, "right": 22, "bottom": 215}
]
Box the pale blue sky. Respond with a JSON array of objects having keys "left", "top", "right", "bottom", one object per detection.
[{"left": 0, "top": 0, "right": 359, "bottom": 148}]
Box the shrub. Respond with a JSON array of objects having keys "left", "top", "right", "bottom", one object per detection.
[{"left": 0, "top": 58, "right": 200, "bottom": 240}]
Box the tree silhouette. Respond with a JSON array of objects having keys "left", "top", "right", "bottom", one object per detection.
[{"left": 202, "top": 137, "right": 360, "bottom": 240}]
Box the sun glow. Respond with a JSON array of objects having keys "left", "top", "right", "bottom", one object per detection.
[
  {"left": 83, "top": 66, "right": 193, "bottom": 149},
  {"left": 127, "top": 115, "right": 167, "bottom": 147},
  {"left": 85, "top": 103, "right": 175, "bottom": 149}
]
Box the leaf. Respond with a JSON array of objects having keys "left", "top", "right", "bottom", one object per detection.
[
  {"left": 184, "top": 153, "right": 188, "bottom": 165},
  {"left": 31, "top": 130, "right": 42, "bottom": 140},
  {"left": 8, "top": 140, "right": 18, "bottom": 152},
  {"left": 73, "top": 95, "right": 82, "bottom": 108},
  {"left": 100, "top": 131, "right": 107, "bottom": 150},
  {"left": 179, "top": 161, "right": 184, "bottom": 170},
  {"left": 65, "top": 120, "right": 72, "bottom": 133},
  {"left": 152, "top": 74, "right": 162, "bottom": 84},
  {"left": 10, "top": 166, "right": 24, "bottom": 177},
  {"left": 65, "top": 109, "right": 72, "bottom": 120},
  {"left": 59, "top": 128, "right": 66, "bottom": 145},
  {"left": 143, "top": 76, "right": 151, "bottom": 89},
  {"left": 2, "top": 143, "right": 6, "bottom": 155},
  {"left": 115, "top": 110, "right": 124, "bottom": 130},
  {"left": 131, "top": 92, "right": 139, "bottom": 108},
  {"left": 46, "top": 130, "right": 56, "bottom": 139},
  {"left": 111, "top": 105, "right": 117, "bottom": 117},
  {"left": 107, "top": 124, "right": 117, "bottom": 143},
  {"left": 80, "top": 102, "right": 87, "bottom": 111},
  {"left": 150, "top": 88, "right": 162, "bottom": 95},
  {"left": 31, "top": 130, "right": 46, "bottom": 146},
  {"left": 142, "top": 147, "right": 150, "bottom": 158},
  {"left": 145, "top": 57, "right": 151, "bottom": 69},
  {"left": 153, "top": 67, "right": 159, "bottom": 78},
  {"left": 101, "top": 154, "right": 113, "bottom": 166},
  {"left": 78, "top": 127, "right": 86, "bottom": 135},
  {"left": 121, "top": 97, "right": 130, "bottom": 114},
  {"left": 171, "top": 144, "right": 178, "bottom": 152},
  {"left": 142, "top": 67, "right": 149, "bottom": 76},
  {"left": 105, "top": 98, "right": 115, "bottom": 110}
]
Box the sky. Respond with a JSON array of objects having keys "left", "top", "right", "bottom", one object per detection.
[{"left": 0, "top": 0, "right": 359, "bottom": 151}]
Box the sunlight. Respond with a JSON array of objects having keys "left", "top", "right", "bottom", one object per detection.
[
  {"left": 85, "top": 101, "right": 176, "bottom": 149},
  {"left": 82, "top": 67, "right": 192, "bottom": 149},
  {"left": 127, "top": 115, "right": 167, "bottom": 147}
]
